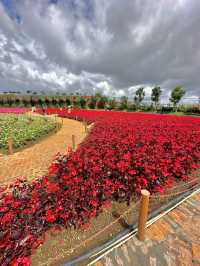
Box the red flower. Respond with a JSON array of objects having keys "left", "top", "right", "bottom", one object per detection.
[
  {"left": 12, "top": 201, "right": 21, "bottom": 208},
  {"left": 128, "top": 169, "right": 136, "bottom": 175},
  {"left": 0, "top": 108, "right": 200, "bottom": 264},
  {"left": 45, "top": 209, "right": 56, "bottom": 223},
  {"left": 102, "top": 201, "right": 110, "bottom": 209},
  {"left": 89, "top": 199, "right": 98, "bottom": 207},
  {"left": 1, "top": 212, "right": 14, "bottom": 225},
  {"left": 11, "top": 256, "right": 30, "bottom": 266},
  {"left": 48, "top": 163, "right": 59, "bottom": 176},
  {"left": 45, "top": 182, "right": 60, "bottom": 193}
]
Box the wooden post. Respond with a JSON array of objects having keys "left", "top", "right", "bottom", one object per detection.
[
  {"left": 83, "top": 121, "right": 87, "bottom": 133},
  {"left": 8, "top": 136, "right": 13, "bottom": 155},
  {"left": 72, "top": 134, "right": 75, "bottom": 150},
  {"left": 137, "top": 189, "right": 150, "bottom": 241}
]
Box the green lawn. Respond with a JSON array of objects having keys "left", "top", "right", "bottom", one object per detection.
[{"left": 0, "top": 114, "right": 58, "bottom": 153}]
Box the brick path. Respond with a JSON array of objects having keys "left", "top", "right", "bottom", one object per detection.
[
  {"left": 0, "top": 117, "right": 86, "bottom": 184},
  {"left": 94, "top": 191, "right": 200, "bottom": 266}
]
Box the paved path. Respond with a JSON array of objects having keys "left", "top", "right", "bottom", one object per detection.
[
  {"left": 95, "top": 191, "right": 200, "bottom": 266},
  {"left": 0, "top": 117, "right": 86, "bottom": 184}
]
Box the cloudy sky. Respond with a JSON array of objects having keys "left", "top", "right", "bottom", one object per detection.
[{"left": 0, "top": 0, "right": 199, "bottom": 102}]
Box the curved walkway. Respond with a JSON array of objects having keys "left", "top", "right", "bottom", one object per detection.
[
  {"left": 94, "top": 190, "right": 200, "bottom": 266},
  {"left": 0, "top": 117, "right": 87, "bottom": 185}
]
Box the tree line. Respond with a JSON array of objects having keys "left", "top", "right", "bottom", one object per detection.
[{"left": 0, "top": 86, "right": 199, "bottom": 114}]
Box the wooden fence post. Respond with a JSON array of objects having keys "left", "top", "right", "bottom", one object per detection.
[
  {"left": 8, "top": 136, "right": 13, "bottom": 155},
  {"left": 137, "top": 189, "right": 150, "bottom": 241},
  {"left": 72, "top": 134, "right": 76, "bottom": 150},
  {"left": 83, "top": 121, "right": 87, "bottom": 133}
]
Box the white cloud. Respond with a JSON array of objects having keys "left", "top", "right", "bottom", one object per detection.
[{"left": 0, "top": 0, "right": 199, "bottom": 102}]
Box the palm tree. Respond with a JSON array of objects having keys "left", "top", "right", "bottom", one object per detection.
[
  {"left": 134, "top": 87, "right": 145, "bottom": 108},
  {"left": 170, "top": 86, "right": 186, "bottom": 112},
  {"left": 151, "top": 86, "right": 162, "bottom": 111}
]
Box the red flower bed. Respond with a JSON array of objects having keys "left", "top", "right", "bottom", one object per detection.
[
  {"left": 0, "top": 109, "right": 200, "bottom": 265},
  {"left": 0, "top": 108, "right": 30, "bottom": 114}
]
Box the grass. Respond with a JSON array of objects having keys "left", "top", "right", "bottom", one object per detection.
[
  {"left": 0, "top": 114, "right": 59, "bottom": 153},
  {"left": 168, "top": 111, "right": 185, "bottom": 116}
]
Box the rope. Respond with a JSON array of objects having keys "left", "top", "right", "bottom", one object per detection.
[
  {"left": 64, "top": 200, "right": 141, "bottom": 255},
  {"left": 166, "top": 176, "right": 200, "bottom": 191},
  {"left": 150, "top": 183, "right": 200, "bottom": 199},
  {"left": 57, "top": 182, "right": 200, "bottom": 261},
  {"left": 50, "top": 180, "right": 200, "bottom": 256}
]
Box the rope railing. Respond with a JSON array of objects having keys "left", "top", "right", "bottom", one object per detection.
[
  {"left": 64, "top": 200, "right": 141, "bottom": 256},
  {"left": 52, "top": 181, "right": 200, "bottom": 265},
  {"left": 165, "top": 173, "right": 200, "bottom": 190},
  {"left": 64, "top": 178, "right": 200, "bottom": 256},
  {"left": 151, "top": 184, "right": 199, "bottom": 199},
  {"left": 150, "top": 178, "right": 200, "bottom": 199},
  {"left": 62, "top": 178, "right": 200, "bottom": 255}
]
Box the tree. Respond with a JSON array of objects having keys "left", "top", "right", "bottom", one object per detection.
[
  {"left": 134, "top": 87, "right": 145, "bottom": 107},
  {"left": 119, "top": 96, "right": 128, "bottom": 110},
  {"left": 96, "top": 94, "right": 108, "bottom": 109},
  {"left": 151, "top": 86, "right": 162, "bottom": 110},
  {"left": 88, "top": 96, "right": 97, "bottom": 109},
  {"left": 22, "top": 97, "right": 29, "bottom": 107},
  {"left": 58, "top": 97, "right": 64, "bottom": 107},
  {"left": 94, "top": 93, "right": 102, "bottom": 104},
  {"left": 170, "top": 86, "right": 186, "bottom": 111},
  {"left": 30, "top": 96, "right": 36, "bottom": 107},
  {"left": 107, "top": 98, "right": 117, "bottom": 110},
  {"left": 65, "top": 97, "right": 71, "bottom": 106},
  {"left": 127, "top": 102, "right": 137, "bottom": 112},
  {"left": 71, "top": 96, "right": 78, "bottom": 107},
  {"left": 79, "top": 96, "right": 86, "bottom": 108},
  {"left": 7, "top": 95, "right": 14, "bottom": 107},
  {"left": 44, "top": 97, "right": 51, "bottom": 107}
]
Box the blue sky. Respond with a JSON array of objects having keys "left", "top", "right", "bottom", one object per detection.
[
  {"left": 1, "top": 0, "right": 20, "bottom": 22},
  {"left": 0, "top": 0, "right": 199, "bottom": 103}
]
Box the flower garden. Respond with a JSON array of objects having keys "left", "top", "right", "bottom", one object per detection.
[
  {"left": 0, "top": 108, "right": 200, "bottom": 265},
  {"left": 0, "top": 111, "right": 58, "bottom": 154},
  {"left": 0, "top": 108, "right": 30, "bottom": 114}
]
